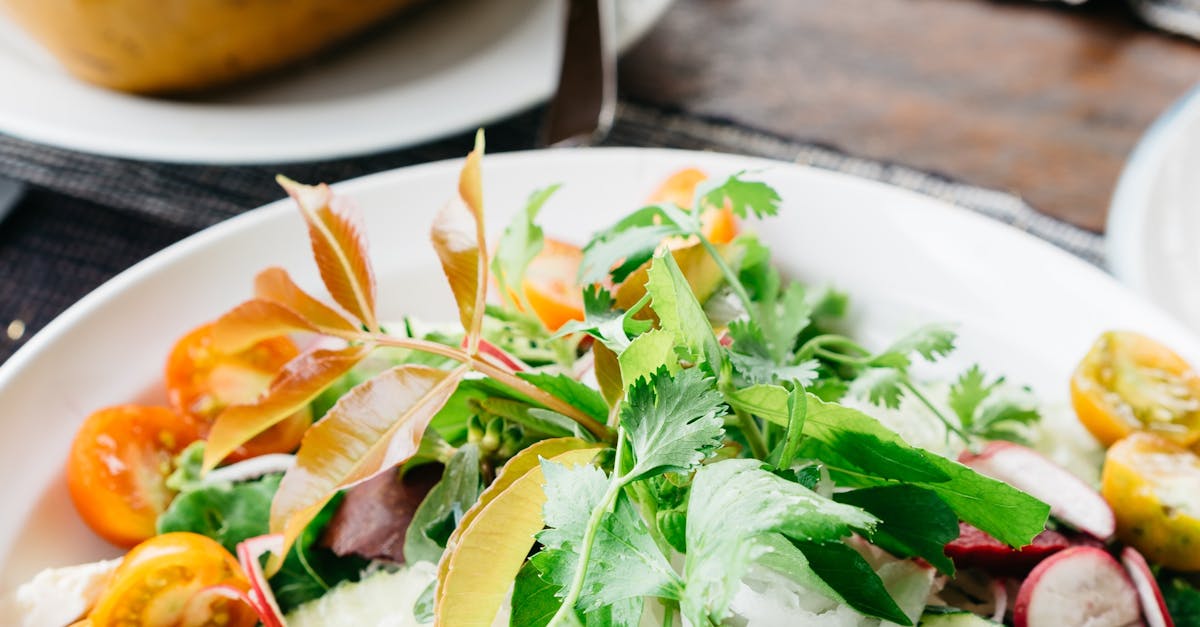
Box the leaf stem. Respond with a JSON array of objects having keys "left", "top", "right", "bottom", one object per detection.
[
  {"left": 797, "top": 334, "right": 872, "bottom": 361},
  {"left": 697, "top": 233, "right": 755, "bottom": 320},
  {"left": 662, "top": 599, "right": 679, "bottom": 627},
  {"left": 356, "top": 333, "right": 616, "bottom": 443},
  {"left": 734, "top": 408, "right": 770, "bottom": 460},
  {"left": 900, "top": 379, "right": 970, "bottom": 443},
  {"left": 549, "top": 428, "right": 629, "bottom": 626}
]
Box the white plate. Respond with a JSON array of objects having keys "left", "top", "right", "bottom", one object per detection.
[
  {"left": 0, "top": 0, "right": 670, "bottom": 164},
  {"left": 3, "top": 147, "right": 1199, "bottom": 595},
  {"left": 1107, "top": 83, "right": 1200, "bottom": 333}
]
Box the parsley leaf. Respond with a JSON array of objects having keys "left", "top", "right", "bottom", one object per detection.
[
  {"left": 699, "top": 171, "right": 781, "bottom": 219},
  {"left": 848, "top": 367, "right": 906, "bottom": 409},
  {"left": 872, "top": 324, "right": 957, "bottom": 369},
  {"left": 531, "top": 462, "right": 681, "bottom": 615},
  {"left": 947, "top": 365, "right": 1042, "bottom": 443},
  {"left": 579, "top": 206, "right": 684, "bottom": 284},
  {"left": 492, "top": 185, "right": 558, "bottom": 311},
  {"left": 554, "top": 285, "right": 651, "bottom": 352},
  {"left": 621, "top": 366, "right": 727, "bottom": 481},
  {"left": 681, "top": 459, "right": 878, "bottom": 624}
]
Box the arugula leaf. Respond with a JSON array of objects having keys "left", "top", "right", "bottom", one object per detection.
[
  {"left": 646, "top": 250, "right": 723, "bottom": 372},
  {"left": 579, "top": 206, "right": 684, "bottom": 284},
  {"left": 834, "top": 485, "right": 958, "bottom": 574},
  {"left": 699, "top": 171, "right": 781, "bottom": 219},
  {"left": 531, "top": 461, "right": 681, "bottom": 614},
  {"left": 492, "top": 185, "right": 558, "bottom": 311},
  {"left": 1161, "top": 576, "right": 1200, "bottom": 627},
  {"left": 725, "top": 387, "right": 1050, "bottom": 547},
  {"left": 555, "top": 285, "right": 651, "bottom": 352},
  {"left": 621, "top": 366, "right": 727, "bottom": 481},
  {"left": 681, "top": 459, "right": 878, "bottom": 624},
  {"left": 518, "top": 371, "right": 611, "bottom": 424},
  {"left": 403, "top": 444, "right": 482, "bottom": 564},
  {"left": 791, "top": 540, "right": 912, "bottom": 625},
  {"left": 271, "top": 496, "right": 366, "bottom": 612}
]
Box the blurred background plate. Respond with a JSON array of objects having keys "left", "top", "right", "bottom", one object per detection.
[
  {"left": 1107, "top": 82, "right": 1200, "bottom": 332},
  {"left": 0, "top": 0, "right": 670, "bottom": 164}
]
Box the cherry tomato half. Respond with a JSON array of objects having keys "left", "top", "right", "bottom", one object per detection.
[
  {"left": 89, "top": 532, "right": 257, "bottom": 627},
  {"left": 521, "top": 237, "right": 586, "bottom": 332},
  {"left": 165, "top": 322, "right": 310, "bottom": 461},
  {"left": 1072, "top": 331, "right": 1200, "bottom": 448},
  {"left": 67, "top": 405, "right": 198, "bottom": 547},
  {"left": 1102, "top": 433, "right": 1200, "bottom": 571}
]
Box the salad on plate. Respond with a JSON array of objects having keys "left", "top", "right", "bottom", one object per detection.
[{"left": 8, "top": 135, "right": 1200, "bottom": 627}]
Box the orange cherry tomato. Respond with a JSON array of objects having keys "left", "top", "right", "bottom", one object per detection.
[
  {"left": 67, "top": 405, "right": 199, "bottom": 547},
  {"left": 647, "top": 167, "right": 740, "bottom": 245},
  {"left": 165, "top": 322, "right": 311, "bottom": 461},
  {"left": 1072, "top": 331, "right": 1200, "bottom": 448},
  {"left": 521, "top": 238, "right": 586, "bottom": 332},
  {"left": 89, "top": 532, "right": 258, "bottom": 627}
]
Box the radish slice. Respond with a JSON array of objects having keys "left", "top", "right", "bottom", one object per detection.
[
  {"left": 1013, "top": 546, "right": 1140, "bottom": 627},
  {"left": 236, "top": 534, "right": 288, "bottom": 627},
  {"left": 960, "top": 442, "right": 1115, "bottom": 540},
  {"left": 991, "top": 578, "right": 1009, "bottom": 624},
  {"left": 1121, "top": 546, "right": 1175, "bottom": 627}
]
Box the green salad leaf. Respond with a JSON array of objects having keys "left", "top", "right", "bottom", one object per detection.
[
  {"left": 492, "top": 185, "right": 558, "bottom": 312},
  {"left": 404, "top": 443, "right": 483, "bottom": 564},
  {"left": 621, "top": 366, "right": 726, "bottom": 481}
]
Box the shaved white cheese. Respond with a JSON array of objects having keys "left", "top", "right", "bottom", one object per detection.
[
  {"left": 286, "top": 561, "right": 438, "bottom": 627},
  {"left": 7, "top": 558, "right": 120, "bottom": 627}
]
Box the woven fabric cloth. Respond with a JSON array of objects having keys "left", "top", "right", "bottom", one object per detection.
[{"left": 0, "top": 101, "right": 1105, "bottom": 363}]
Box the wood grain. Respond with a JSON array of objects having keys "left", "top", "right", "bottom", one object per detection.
[{"left": 620, "top": 0, "right": 1200, "bottom": 231}]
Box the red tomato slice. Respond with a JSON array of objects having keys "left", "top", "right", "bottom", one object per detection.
[
  {"left": 66, "top": 405, "right": 198, "bottom": 547},
  {"left": 165, "top": 322, "right": 310, "bottom": 461}
]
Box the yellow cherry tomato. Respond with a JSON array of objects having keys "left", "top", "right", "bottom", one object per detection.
[
  {"left": 89, "top": 532, "right": 258, "bottom": 627},
  {"left": 1102, "top": 433, "right": 1200, "bottom": 571},
  {"left": 519, "top": 237, "right": 586, "bottom": 332},
  {"left": 647, "top": 167, "right": 740, "bottom": 245},
  {"left": 1071, "top": 331, "right": 1200, "bottom": 448}
]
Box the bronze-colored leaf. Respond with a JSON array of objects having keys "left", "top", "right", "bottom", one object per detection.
[
  {"left": 277, "top": 176, "right": 378, "bottom": 332},
  {"left": 254, "top": 267, "right": 357, "bottom": 333},
  {"left": 203, "top": 344, "right": 369, "bottom": 472},
  {"left": 593, "top": 341, "right": 624, "bottom": 407},
  {"left": 431, "top": 135, "right": 488, "bottom": 351},
  {"left": 211, "top": 299, "right": 317, "bottom": 355},
  {"left": 268, "top": 363, "right": 467, "bottom": 565},
  {"left": 435, "top": 440, "right": 600, "bottom": 626}
]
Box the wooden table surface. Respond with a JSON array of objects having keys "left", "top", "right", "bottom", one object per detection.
[{"left": 619, "top": 0, "right": 1200, "bottom": 232}]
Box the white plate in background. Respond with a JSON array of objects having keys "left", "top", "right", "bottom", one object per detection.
[
  {"left": 1108, "top": 83, "right": 1200, "bottom": 333},
  {"left": 3, "top": 147, "right": 1198, "bottom": 599},
  {"left": 0, "top": 0, "right": 671, "bottom": 164}
]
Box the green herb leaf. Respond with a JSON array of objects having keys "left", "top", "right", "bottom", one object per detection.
[
  {"left": 791, "top": 540, "right": 912, "bottom": 625},
  {"left": 873, "top": 324, "right": 957, "bottom": 370},
  {"left": 621, "top": 366, "right": 727, "bottom": 481},
  {"left": 618, "top": 328, "right": 679, "bottom": 389},
  {"left": 646, "top": 250, "right": 723, "bottom": 371},
  {"left": 681, "top": 459, "right": 878, "bottom": 624},
  {"left": 492, "top": 185, "right": 558, "bottom": 311},
  {"left": 834, "top": 485, "right": 959, "bottom": 575},
  {"left": 403, "top": 444, "right": 483, "bottom": 564},
  {"left": 158, "top": 474, "right": 280, "bottom": 554},
  {"left": 518, "top": 371, "right": 611, "bottom": 425},
  {"left": 555, "top": 285, "right": 651, "bottom": 352},
  {"left": 510, "top": 562, "right": 562, "bottom": 627},
  {"left": 531, "top": 461, "right": 681, "bottom": 615},
  {"left": 579, "top": 206, "right": 684, "bottom": 284},
  {"left": 849, "top": 367, "right": 907, "bottom": 409},
  {"left": 700, "top": 171, "right": 781, "bottom": 220},
  {"left": 1161, "top": 576, "right": 1200, "bottom": 627}
]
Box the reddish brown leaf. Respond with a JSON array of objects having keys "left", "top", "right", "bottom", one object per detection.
[
  {"left": 203, "top": 344, "right": 369, "bottom": 472},
  {"left": 277, "top": 177, "right": 378, "bottom": 332},
  {"left": 269, "top": 363, "right": 467, "bottom": 563},
  {"left": 431, "top": 135, "right": 488, "bottom": 351},
  {"left": 254, "top": 267, "right": 357, "bottom": 333},
  {"left": 320, "top": 464, "right": 442, "bottom": 563},
  {"left": 211, "top": 299, "right": 317, "bottom": 355}
]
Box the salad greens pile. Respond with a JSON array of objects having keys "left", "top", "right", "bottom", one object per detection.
[{"left": 178, "top": 135, "right": 1072, "bottom": 626}]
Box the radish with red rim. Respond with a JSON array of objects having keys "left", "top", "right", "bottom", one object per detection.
[
  {"left": 1013, "top": 546, "right": 1140, "bottom": 627},
  {"left": 1121, "top": 546, "right": 1174, "bottom": 627},
  {"left": 960, "top": 442, "right": 1115, "bottom": 540}
]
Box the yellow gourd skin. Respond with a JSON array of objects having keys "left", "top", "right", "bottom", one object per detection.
[
  {"left": 1102, "top": 432, "right": 1200, "bottom": 572},
  {"left": 1, "top": 0, "right": 423, "bottom": 94}
]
